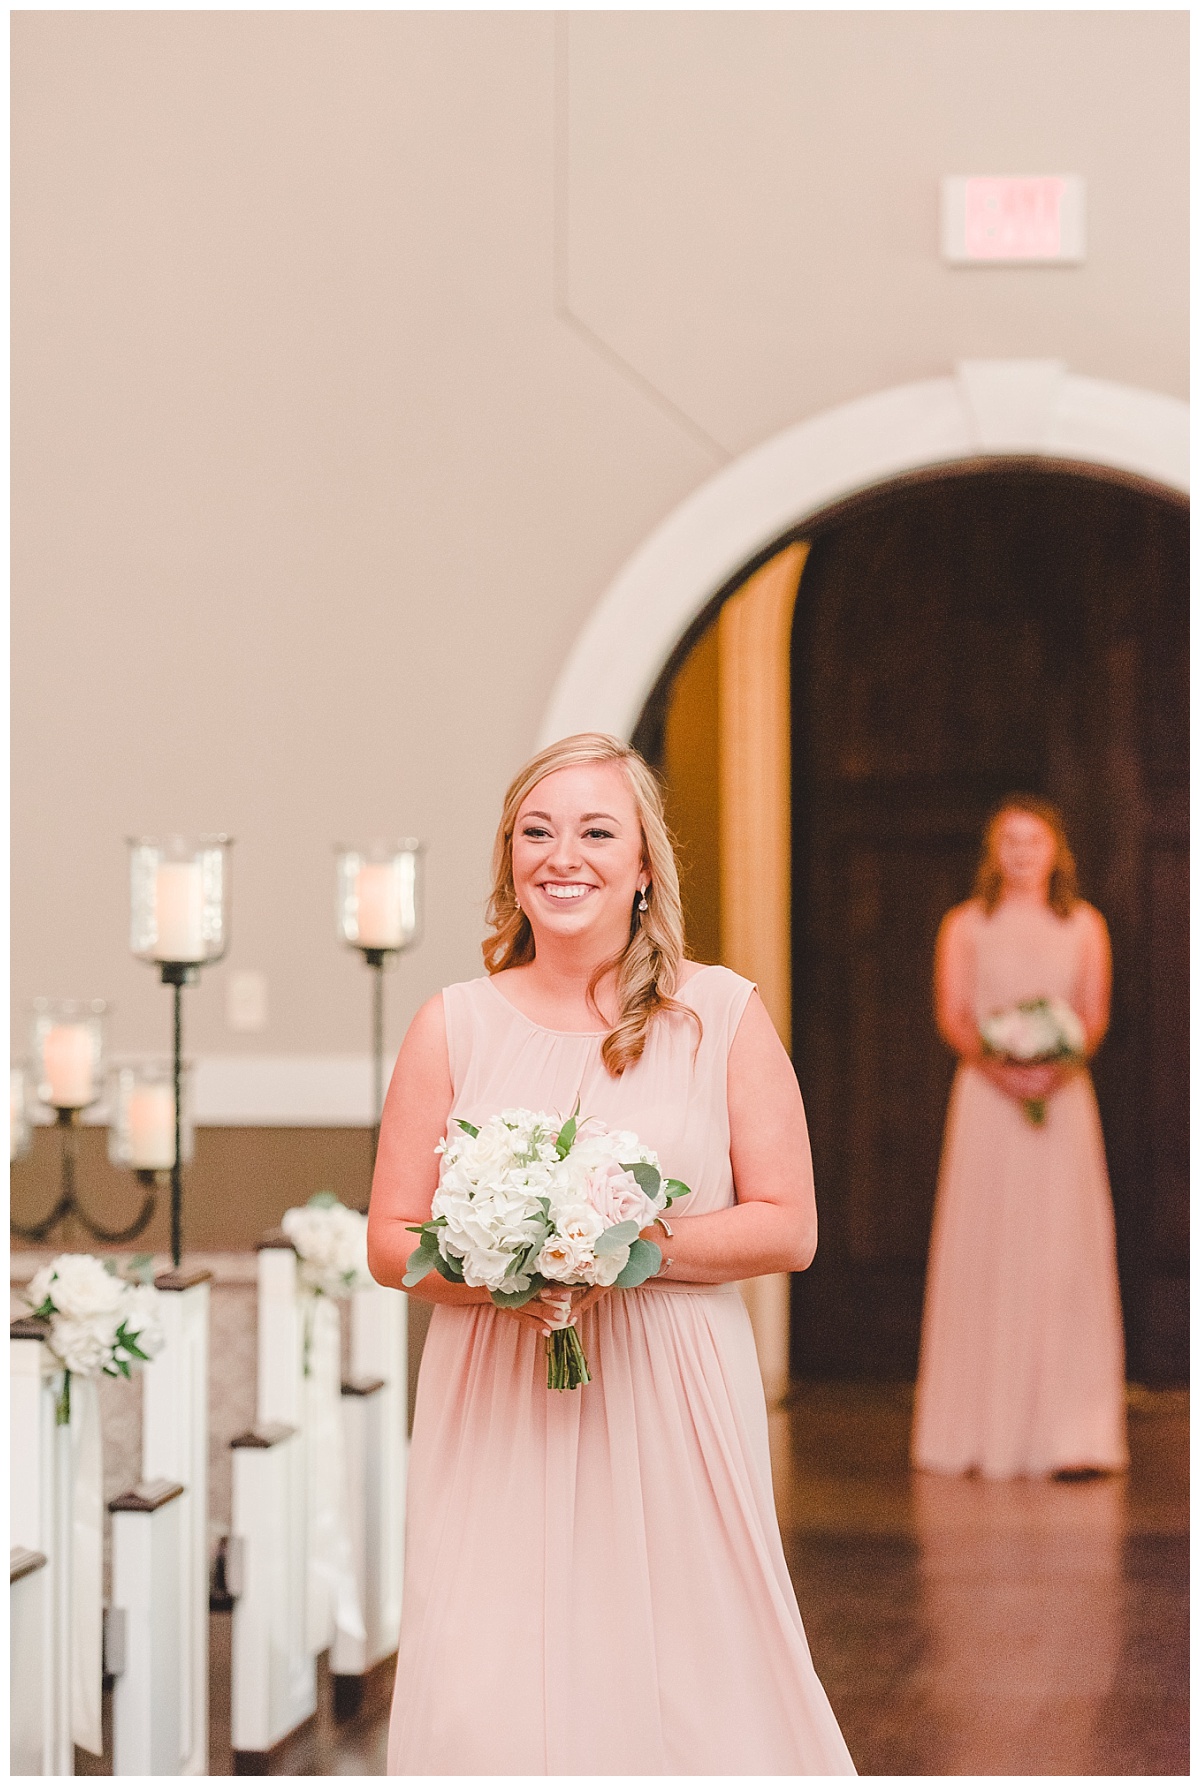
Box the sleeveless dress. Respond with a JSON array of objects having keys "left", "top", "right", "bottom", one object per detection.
[
  {"left": 386, "top": 965, "right": 855, "bottom": 1775},
  {"left": 912, "top": 904, "right": 1128, "bottom": 1479}
]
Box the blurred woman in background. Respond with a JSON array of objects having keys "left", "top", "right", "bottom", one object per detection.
[{"left": 912, "top": 796, "right": 1127, "bottom": 1480}]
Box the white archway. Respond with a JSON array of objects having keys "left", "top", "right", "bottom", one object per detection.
[{"left": 537, "top": 361, "right": 1189, "bottom": 746}]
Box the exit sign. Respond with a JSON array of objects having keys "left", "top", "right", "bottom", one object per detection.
[{"left": 941, "top": 176, "right": 1086, "bottom": 264}]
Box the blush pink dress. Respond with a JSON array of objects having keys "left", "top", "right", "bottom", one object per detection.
[
  {"left": 912, "top": 903, "right": 1128, "bottom": 1480},
  {"left": 386, "top": 965, "right": 855, "bottom": 1776}
]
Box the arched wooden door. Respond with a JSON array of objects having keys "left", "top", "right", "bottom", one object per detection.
[{"left": 788, "top": 464, "right": 1189, "bottom": 1386}]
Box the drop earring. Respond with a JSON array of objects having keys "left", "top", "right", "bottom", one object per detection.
[{"left": 637, "top": 888, "right": 649, "bottom": 912}]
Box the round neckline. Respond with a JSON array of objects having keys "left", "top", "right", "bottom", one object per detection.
[{"left": 482, "top": 964, "right": 717, "bottom": 1037}]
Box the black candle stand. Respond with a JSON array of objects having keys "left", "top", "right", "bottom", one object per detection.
[{"left": 10, "top": 1107, "right": 158, "bottom": 1248}]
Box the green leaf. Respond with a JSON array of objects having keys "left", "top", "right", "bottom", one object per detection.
[
  {"left": 614, "top": 1238, "right": 661, "bottom": 1290},
  {"left": 663, "top": 1178, "right": 691, "bottom": 1204},
  {"left": 621, "top": 1161, "right": 662, "bottom": 1199},
  {"left": 455, "top": 1118, "right": 480, "bottom": 1138},
  {"left": 594, "top": 1219, "right": 640, "bottom": 1256},
  {"left": 490, "top": 1280, "right": 542, "bottom": 1309},
  {"left": 402, "top": 1250, "right": 438, "bottom": 1287},
  {"left": 555, "top": 1115, "right": 577, "bottom": 1159},
  {"left": 103, "top": 1258, "right": 119, "bottom": 1276},
  {"left": 308, "top": 1191, "right": 339, "bottom": 1209},
  {"left": 126, "top": 1253, "right": 155, "bottom": 1283},
  {"left": 435, "top": 1251, "right": 465, "bottom": 1282}
]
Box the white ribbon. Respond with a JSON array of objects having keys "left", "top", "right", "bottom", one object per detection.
[
  {"left": 70, "top": 1374, "right": 103, "bottom": 1756},
  {"left": 303, "top": 1295, "right": 365, "bottom": 1655}
]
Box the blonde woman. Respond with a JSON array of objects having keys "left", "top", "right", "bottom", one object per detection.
[
  {"left": 368, "top": 733, "right": 854, "bottom": 1775},
  {"left": 912, "top": 796, "right": 1128, "bottom": 1479}
]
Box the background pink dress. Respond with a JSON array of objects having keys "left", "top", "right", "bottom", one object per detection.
[
  {"left": 387, "top": 965, "right": 855, "bottom": 1775},
  {"left": 912, "top": 903, "right": 1128, "bottom": 1479}
]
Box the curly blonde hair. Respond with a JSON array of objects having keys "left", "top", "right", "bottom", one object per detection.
[
  {"left": 482, "top": 733, "right": 700, "bottom": 1076},
  {"left": 974, "top": 794, "right": 1080, "bottom": 918}
]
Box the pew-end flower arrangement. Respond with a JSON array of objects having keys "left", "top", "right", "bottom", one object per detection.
[
  {"left": 23, "top": 1253, "right": 165, "bottom": 1424},
  {"left": 281, "top": 1192, "right": 372, "bottom": 1372},
  {"left": 404, "top": 1107, "right": 690, "bottom": 1389}
]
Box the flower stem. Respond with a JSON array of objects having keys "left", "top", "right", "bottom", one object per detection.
[
  {"left": 56, "top": 1370, "right": 71, "bottom": 1427},
  {"left": 545, "top": 1325, "right": 590, "bottom": 1390},
  {"left": 1023, "top": 1098, "right": 1048, "bottom": 1125}
]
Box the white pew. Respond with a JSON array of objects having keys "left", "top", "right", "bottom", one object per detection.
[
  {"left": 11, "top": 1546, "right": 51, "bottom": 1775},
  {"left": 229, "top": 1238, "right": 315, "bottom": 1762},
  {"left": 108, "top": 1480, "right": 184, "bottom": 1774},
  {"left": 140, "top": 1268, "right": 211, "bottom": 1775},
  {"left": 10, "top": 1316, "right": 72, "bottom": 1777},
  {"left": 331, "top": 1282, "right": 408, "bottom": 1712}
]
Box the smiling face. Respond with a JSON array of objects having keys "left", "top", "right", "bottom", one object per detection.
[
  {"left": 511, "top": 760, "right": 646, "bottom": 956},
  {"left": 992, "top": 808, "right": 1058, "bottom": 899}
]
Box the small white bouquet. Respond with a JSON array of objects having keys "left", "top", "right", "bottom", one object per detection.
[
  {"left": 282, "top": 1192, "right": 372, "bottom": 1299},
  {"left": 980, "top": 996, "right": 1087, "bottom": 1125},
  {"left": 281, "top": 1192, "right": 372, "bottom": 1374},
  {"left": 404, "top": 1106, "right": 691, "bottom": 1389},
  {"left": 23, "top": 1253, "right": 165, "bottom": 1424}
]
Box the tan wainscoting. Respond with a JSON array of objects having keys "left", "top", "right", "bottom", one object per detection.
[{"left": 10, "top": 1124, "right": 377, "bottom": 1255}]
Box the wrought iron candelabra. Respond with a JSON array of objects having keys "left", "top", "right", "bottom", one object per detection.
[{"left": 335, "top": 841, "right": 424, "bottom": 1187}]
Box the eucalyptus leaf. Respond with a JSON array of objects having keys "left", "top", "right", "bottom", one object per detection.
[
  {"left": 402, "top": 1250, "right": 438, "bottom": 1287},
  {"left": 663, "top": 1178, "right": 692, "bottom": 1204},
  {"left": 595, "top": 1219, "right": 640, "bottom": 1256},
  {"left": 614, "top": 1238, "right": 661, "bottom": 1290},
  {"left": 490, "top": 1282, "right": 542, "bottom": 1309},
  {"left": 621, "top": 1162, "right": 662, "bottom": 1199},
  {"left": 436, "top": 1250, "right": 465, "bottom": 1283}
]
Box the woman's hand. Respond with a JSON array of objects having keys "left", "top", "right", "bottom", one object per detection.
[
  {"left": 498, "top": 1286, "right": 576, "bottom": 1337},
  {"left": 978, "top": 1058, "right": 1073, "bottom": 1103}
]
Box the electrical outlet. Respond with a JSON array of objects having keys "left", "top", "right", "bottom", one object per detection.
[{"left": 226, "top": 970, "right": 268, "bottom": 1033}]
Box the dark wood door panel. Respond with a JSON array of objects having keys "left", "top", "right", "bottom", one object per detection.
[{"left": 790, "top": 466, "right": 1189, "bottom": 1385}]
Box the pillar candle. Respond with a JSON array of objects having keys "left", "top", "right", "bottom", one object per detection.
[
  {"left": 155, "top": 862, "right": 205, "bottom": 962},
  {"left": 126, "top": 1083, "right": 176, "bottom": 1170},
  {"left": 355, "top": 863, "right": 404, "bottom": 949},
  {"left": 43, "top": 1024, "right": 95, "bottom": 1108}
]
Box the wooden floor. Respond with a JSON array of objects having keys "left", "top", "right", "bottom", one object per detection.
[{"left": 97, "top": 1381, "right": 1189, "bottom": 1776}]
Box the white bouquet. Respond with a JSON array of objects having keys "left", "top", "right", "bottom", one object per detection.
[
  {"left": 23, "top": 1253, "right": 165, "bottom": 1424},
  {"left": 404, "top": 1107, "right": 691, "bottom": 1389},
  {"left": 980, "top": 996, "right": 1087, "bottom": 1125},
  {"left": 281, "top": 1192, "right": 372, "bottom": 1375},
  {"left": 282, "top": 1192, "right": 372, "bottom": 1299}
]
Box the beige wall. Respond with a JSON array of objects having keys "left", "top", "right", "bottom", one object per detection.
[{"left": 12, "top": 11, "right": 1188, "bottom": 1074}]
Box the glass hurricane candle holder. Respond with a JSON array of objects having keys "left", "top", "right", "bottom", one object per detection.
[
  {"left": 31, "top": 998, "right": 108, "bottom": 1114},
  {"left": 335, "top": 841, "right": 423, "bottom": 957},
  {"left": 108, "top": 1060, "right": 194, "bottom": 1176},
  {"left": 10, "top": 1064, "right": 33, "bottom": 1163},
  {"left": 128, "top": 834, "right": 233, "bottom": 970}
]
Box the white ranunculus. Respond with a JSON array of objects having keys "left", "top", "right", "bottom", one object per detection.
[
  {"left": 555, "top": 1203, "right": 606, "bottom": 1247},
  {"left": 535, "top": 1235, "right": 588, "bottom": 1281},
  {"left": 582, "top": 1248, "right": 628, "bottom": 1288}
]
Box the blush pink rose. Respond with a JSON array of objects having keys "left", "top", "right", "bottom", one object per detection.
[{"left": 581, "top": 1160, "right": 655, "bottom": 1230}]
